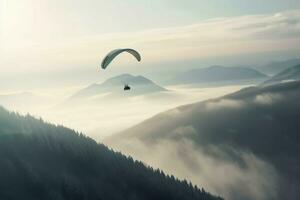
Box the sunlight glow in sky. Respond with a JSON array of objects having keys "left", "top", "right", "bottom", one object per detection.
[{"left": 1, "top": 0, "right": 300, "bottom": 90}]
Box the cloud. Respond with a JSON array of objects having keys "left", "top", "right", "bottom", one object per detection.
[
  {"left": 254, "top": 93, "right": 282, "bottom": 105},
  {"left": 0, "top": 82, "right": 244, "bottom": 141},
  {"left": 205, "top": 99, "right": 244, "bottom": 111},
  {"left": 230, "top": 10, "right": 300, "bottom": 38},
  {"left": 108, "top": 136, "right": 279, "bottom": 200},
  {"left": 105, "top": 82, "right": 300, "bottom": 200},
  {"left": 1, "top": 9, "right": 300, "bottom": 74},
  {"left": 53, "top": 10, "right": 300, "bottom": 63}
]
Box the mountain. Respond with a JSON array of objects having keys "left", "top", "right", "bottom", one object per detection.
[
  {"left": 257, "top": 58, "right": 300, "bottom": 75},
  {"left": 72, "top": 74, "right": 166, "bottom": 99},
  {"left": 0, "top": 106, "right": 222, "bottom": 200},
  {"left": 168, "top": 66, "right": 267, "bottom": 85},
  {"left": 106, "top": 81, "right": 300, "bottom": 200},
  {"left": 263, "top": 64, "right": 300, "bottom": 85}
]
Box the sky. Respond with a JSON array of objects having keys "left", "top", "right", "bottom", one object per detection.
[{"left": 1, "top": 0, "right": 300, "bottom": 91}]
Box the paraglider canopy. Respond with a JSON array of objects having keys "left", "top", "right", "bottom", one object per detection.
[{"left": 101, "top": 48, "right": 141, "bottom": 69}]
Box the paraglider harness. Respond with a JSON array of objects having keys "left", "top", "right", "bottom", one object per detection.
[{"left": 124, "top": 84, "right": 131, "bottom": 91}]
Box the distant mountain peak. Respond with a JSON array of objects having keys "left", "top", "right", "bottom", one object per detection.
[
  {"left": 208, "top": 65, "right": 223, "bottom": 69},
  {"left": 263, "top": 64, "right": 300, "bottom": 85},
  {"left": 257, "top": 58, "right": 300, "bottom": 75},
  {"left": 102, "top": 73, "right": 154, "bottom": 86},
  {"left": 105, "top": 73, "right": 135, "bottom": 81},
  {"left": 71, "top": 74, "right": 166, "bottom": 99},
  {"left": 107, "top": 81, "right": 300, "bottom": 200},
  {"left": 169, "top": 66, "right": 267, "bottom": 85}
]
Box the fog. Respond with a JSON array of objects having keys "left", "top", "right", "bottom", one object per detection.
[
  {"left": 0, "top": 83, "right": 247, "bottom": 140},
  {"left": 107, "top": 135, "right": 278, "bottom": 200}
]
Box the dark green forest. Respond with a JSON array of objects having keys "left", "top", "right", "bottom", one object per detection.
[{"left": 0, "top": 106, "right": 222, "bottom": 200}]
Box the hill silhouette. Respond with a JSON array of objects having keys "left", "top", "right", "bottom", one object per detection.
[
  {"left": 72, "top": 74, "right": 166, "bottom": 99},
  {"left": 168, "top": 66, "right": 267, "bottom": 85},
  {"left": 263, "top": 64, "right": 300, "bottom": 85},
  {"left": 0, "top": 106, "right": 222, "bottom": 200},
  {"left": 257, "top": 58, "right": 300, "bottom": 75}
]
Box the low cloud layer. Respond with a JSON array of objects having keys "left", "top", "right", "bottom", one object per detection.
[
  {"left": 254, "top": 93, "right": 282, "bottom": 105},
  {"left": 0, "top": 84, "right": 245, "bottom": 140},
  {"left": 109, "top": 136, "right": 278, "bottom": 200}
]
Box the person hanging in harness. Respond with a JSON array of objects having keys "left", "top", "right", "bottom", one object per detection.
[{"left": 124, "top": 84, "right": 131, "bottom": 91}]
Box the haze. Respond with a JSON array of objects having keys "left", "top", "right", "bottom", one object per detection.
[
  {"left": 1, "top": 1, "right": 300, "bottom": 91},
  {"left": 1, "top": 0, "right": 300, "bottom": 138}
]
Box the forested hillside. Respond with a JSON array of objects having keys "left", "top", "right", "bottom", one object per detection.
[{"left": 0, "top": 107, "right": 222, "bottom": 200}]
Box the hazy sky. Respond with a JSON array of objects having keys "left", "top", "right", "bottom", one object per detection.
[{"left": 1, "top": 0, "right": 300, "bottom": 90}]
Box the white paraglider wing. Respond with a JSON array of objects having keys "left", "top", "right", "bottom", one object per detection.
[{"left": 101, "top": 48, "right": 141, "bottom": 69}]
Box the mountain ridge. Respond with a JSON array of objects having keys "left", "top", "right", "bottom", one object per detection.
[
  {"left": 256, "top": 58, "right": 300, "bottom": 75},
  {"left": 107, "top": 81, "right": 300, "bottom": 200},
  {"left": 72, "top": 74, "right": 167, "bottom": 99},
  {"left": 168, "top": 65, "right": 267, "bottom": 85},
  {"left": 263, "top": 64, "right": 300, "bottom": 85}
]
